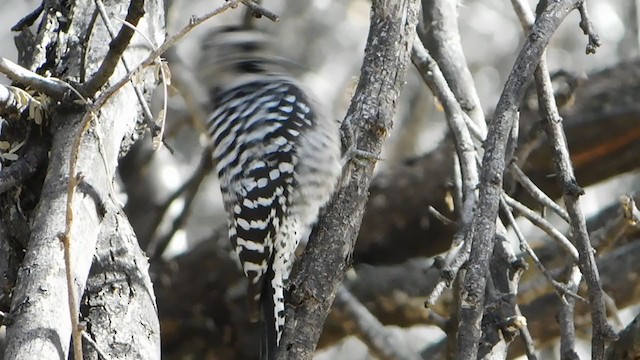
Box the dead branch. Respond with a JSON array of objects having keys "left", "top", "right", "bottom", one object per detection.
[
  {"left": 274, "top": 0, "right": 420, "bottom": 358},
  {"left": 512, "top": 0, "right": 618, "bottom": 355},
  {"left": 332, "top": 286, "right": 421, "bottom": 360},
  {"left": 79, "top": 0, "right": 146, "bottom": 97},
  {"left": 355, "top": 59, "right": 640, "bottom": 266},
  {"left": 419, "top": 0, "right": 486, "bottom": 132},
  {"left": 455, "top": 1, "right": 588, "bottom": 358},
  {"left": 0, "top": 57, "right": 69, "bottom": 100}
]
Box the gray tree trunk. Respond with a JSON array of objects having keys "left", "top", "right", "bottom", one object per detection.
[{"left": 1, "top": 0, "right": 164, "bottom": 359}]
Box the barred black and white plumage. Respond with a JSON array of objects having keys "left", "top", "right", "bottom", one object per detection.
[{"left": 200, "top": 27, "right": 341, "bottom": 359}]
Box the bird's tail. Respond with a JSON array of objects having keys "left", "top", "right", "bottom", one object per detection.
[{"left": 260, "top": 262, "right": 279, "bottom": 360}]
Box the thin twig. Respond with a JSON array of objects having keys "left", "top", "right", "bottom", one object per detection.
[
  {"left": 411, "top": 38, "right": 478, "bottom": 235},
  {"left": 86, "top": 0, "right": 240, "bottom": 118},
  {"left": 419, "top": 0, "right": 486, "bottom": 134},
  {"left": 80, "top": 0, "right": 146, "bottom": 97},
  {"left": 163, "top": 49, "right": 208, "bottom": 133},
  {"left": 577, "top": 2, "right": 601, "bottom": 54},
  {"left": 516, "top": 305, "right": 539, "bottom": 360},
  {"left": 240, "top": 0, "right": 280, "bottom": 22},
  {"left": 509, "top": 163, "right": 571, "bottom": 222},
  {"left": 428, "top": 206, "right": 456, "bottom": 226},
  {"left": 146, "top": 150, "right": 212, "bottom": 261},
  {"left": 426, "top": 239, "right": 470, "bottom": 306},
  {"left": 62, "top": 168, "right": 86, "bottom": 360},
  {"left": 92, "top": 0, "right": 160, "bottom": 141},
  {"left": 503, "top": 194, "right": 578, "bottom": 260},
  {"left": 411, "top": 39, "right": 482, "bottom": 310},
  {"left": 112, "top": 14, "right": 171, "bottom": 150},
  {"left": 559, "top": 265, "right": 582, "bottom": 360},
  {"left": 412, "top": 36, "right": 486, "bottom": 311},
  {"left": 500, "top": 196, "right": 584, "bottom": 303},
  {"left": 81, "top": 331, "right": 110, "bottom": 360},
  {"left": 334, "top": 286, "right": 421, "bottom": 360},
  {"left": 536, "top": 21, "right": 616, "bottom": 360}
]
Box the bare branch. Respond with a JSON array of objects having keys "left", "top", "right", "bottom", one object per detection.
[
  {"left": 79, "top": 0, "right": 146, "bottom": 97},
  {"left": 411, "top": 38, "right": 478, "bottom": 234},
  {"left": 503, "top": 194, "right": 578, "bottom": 260},
  {"left": 92, "top": 0, "right": 160, "bottom": 142},
  {"left": 275, "top": 0, "right": 420, "bottom": 358},
  {"left": 457, "top": 1, "right": 585, "bottom": 358},
  {"left": 510, "top": 0, "right": 617, "bottom": 357},
  {"left": 85, "top": 0, "right": 240, "bottom": 120},
  {"left": 500, "top": 196, "right": 583, "bottom": 303},
  {"left": 333, "top": 286, "right": 421, "bottom": 360},
  {"left": 577, "top": 2, "right": 601, "bottom": 54},
  {"left": 559, "top": 265, "right": 581, "bottom": 360},
  {"left": 410, "top": 38, "right": 480, "bottom": 309},
  {"left": 0, "top": 57, "right": 68, "bottom": 100},
  {"left": 509, "top": 164, "right": 570, "bottom": 222},
  {"left": 419, "top": 0, "right": 486, "bottom": 133},
  {"left": 240, "top": 0, "right": 279, "bottom": 22},
  {"left": 536, "top": 50, "right": 617, "bottom": 359},
  {"left": 146, "top": 150, "right": 213, "bottom": 261},
  {"left": 355, "top": 59, "right": 640, "bottom": 265}
]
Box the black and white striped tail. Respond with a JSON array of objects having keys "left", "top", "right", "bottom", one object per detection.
[
  {"left": 201, "top": 26, "right": 342, "bottom": 359},
  {"left": 260, "top": 260, "right": 278, "bottom": 360}
]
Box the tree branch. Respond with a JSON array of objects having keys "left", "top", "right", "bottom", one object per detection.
[
  {"left": 420, "top": 0, "right": 486, "bottom": 133},
  {"left": 81, "top": 210, "right": 160, "bottom": 359},
  {"left": 511, "top": 0, "right": 618, "bottom": 355},
  {"left": 457, "top": 1, "right": 585, "bottom": 358},
  {"left": 332, "top": 286, "right": 421, "bottom": 360},
  {"left": 355, "top": 58, "right": 640, "bottom": 265},
  {"left": 2, "top": 0, "right": 165, "bottom": 358},
  {"left": 274, "top": 0, "right": 420, "bottom": 358},
  {"left": 0, "top": 57, "right": 68, "bottom": 100},
  {"left": 79, "top": 0, "right": 146, "bottom": 97}
]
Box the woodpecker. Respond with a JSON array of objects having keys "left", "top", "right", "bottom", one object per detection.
[{"left": 199, "top": 27, "right": 342, "bottom": 359}]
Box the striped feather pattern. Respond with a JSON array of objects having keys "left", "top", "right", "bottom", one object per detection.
[{"left": 202, "top": 27, "right": 342, "bottom": 359}]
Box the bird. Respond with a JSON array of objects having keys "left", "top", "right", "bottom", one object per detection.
[{"left": 198, "top": 26, "right": 342, "bottom": 359}]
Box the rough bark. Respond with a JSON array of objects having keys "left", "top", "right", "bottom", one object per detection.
[
  {"left": 275, "top": 0, "right": 421, "bottom": 358},
  {"left": 81, "top": 210, "right": 160, "bottom": 360},
  {"left": 1, "top": 0, "right": 164, "bottom": 358}
]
